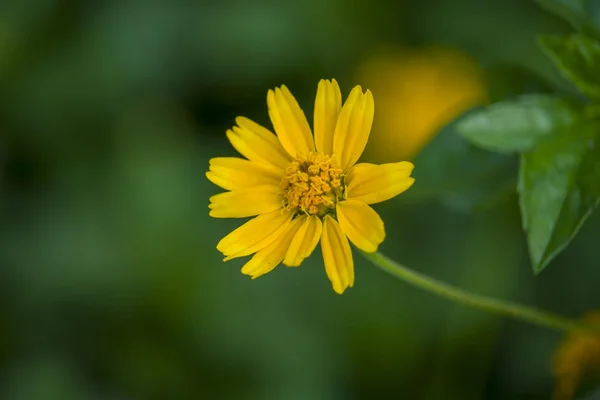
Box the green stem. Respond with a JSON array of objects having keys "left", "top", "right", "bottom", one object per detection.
[{"left": 361, "top": 251, "right": 600, "bottom": 335}]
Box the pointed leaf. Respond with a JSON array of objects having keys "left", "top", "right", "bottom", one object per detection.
[{"left": 518, "top": 124, "right": 600, "bottom": 273}]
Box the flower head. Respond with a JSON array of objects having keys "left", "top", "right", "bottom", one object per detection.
[{"left": 207, "top": 79, "right": 415, "bottom": 293}]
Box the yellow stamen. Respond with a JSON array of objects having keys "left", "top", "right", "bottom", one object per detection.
[{"left": 280, "top": 152, "right": 344, "bottom": 216}]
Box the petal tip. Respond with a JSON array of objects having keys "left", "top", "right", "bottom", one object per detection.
[
  {"left": 222, "top": 254, "right": 236, "bottom": 262},
  {"left": 283, "top": 259, "right": 300, "bottom": 267},
  {"left": 266, "top": 89, "right": 276, "bottom": 104},
  {"left": 234, "top": 116, "right": 247, "bottom": 126},
  {"left": 332, "top": 284, "right": 346, "bottom": 294},
  {"left": 402, "top": 162, "right": 415, "bottom": 172}
]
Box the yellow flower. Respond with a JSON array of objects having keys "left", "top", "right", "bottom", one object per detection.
[
  {"left": 553, "top": 311, "right": 600, "bottom": 400},
  {"left": 207, "top": 80, "right": 415, "bottom": 294}
]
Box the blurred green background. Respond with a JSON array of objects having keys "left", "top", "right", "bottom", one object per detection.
[{"left": 1, "top": 0, "right": 599, "bottom": 399}]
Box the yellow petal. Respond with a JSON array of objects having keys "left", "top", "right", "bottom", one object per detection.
[
  {"left": 226, "top": 117, "right": 291, "bottom": 171},
  {"left": 346, "top": 162, "right": 415, "bottom": 204},
  {"left": 283, "top": 215, "right": 323, "bottom": 267},
  {"left": 217, "top": 209, "right": 294, "bottom": 259},
  {"left": 314, "top": 79, "right": 342, "bottom": 155},
  {"left": 332, "top": 86, "right": 374, "bottom": 171},
  {"left": 206, "top": 157, "right": 281, "bottom": 191},
  {"left": 336, "top": 200, "right": 385, "bottom": 253},
  {"left": 267, "top": 85, "right": 315, "bottom": 158},
  {"left": 321, "top": 215, "right": 354, "bottom": 294},
  {"left": 209, "top": 185, "right": 282, "bottom": 218},
  {"left": 241, "top": 217, "right": 304, "bottom": 279}
]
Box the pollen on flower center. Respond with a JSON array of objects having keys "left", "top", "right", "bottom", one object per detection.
[{"left": 280, "top": 152, "right": 345, "bottom": 216}]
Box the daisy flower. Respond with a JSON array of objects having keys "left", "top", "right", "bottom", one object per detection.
[{"left": 207, "top": 79, "right": 415, "bottom": 294}]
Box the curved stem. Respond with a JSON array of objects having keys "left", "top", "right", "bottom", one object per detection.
[{"left": 361, "top": 251, "right": 600, "bottom": 335}]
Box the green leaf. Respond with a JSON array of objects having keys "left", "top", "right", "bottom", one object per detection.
[
  {"left": 518, "top": 124, "right": 600, "bottom": 273},
  {"left": 455, "top": 95, "right": 579, "bottom": 154},
  {"left": 539, "top": 34, "right": 600, "bottom": 100}
]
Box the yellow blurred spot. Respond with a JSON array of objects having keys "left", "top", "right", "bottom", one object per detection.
[
  {"left": 356, "top": 46, "right": 487, "bottom": 162},
  {"left": 553, "top": 311, "right": 600, "bottom": 400}
]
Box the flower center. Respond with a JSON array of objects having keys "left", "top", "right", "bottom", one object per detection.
[{"left": 280, "top": 152, "right": 345, "bottom": 216}]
